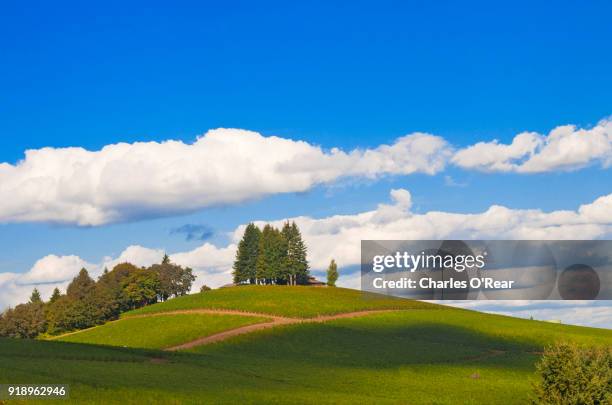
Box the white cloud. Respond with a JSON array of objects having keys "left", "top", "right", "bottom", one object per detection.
[
  {"left": 20, "top": 255, "right": 93, "bottom": 284},
  {"left": 101, "top": 245, "right": 165, "bottom": 271},
  {"left": 446, "top": 300, "right": 612, "bottom": 329},
  {"left": 170, "top": 243, "right": 236, "bottom": 272},
  {"left": 2, "top": 189, "right": 612, "bottom": 327},
  {"left": 0, "top": 255, "right": 95, "bottom": 309},
  {"left": 0, "top": 130, "right": 450, "bottom": 226},
  {"left": 1, "top": 118, "right": 611, "bottom": 227},
  {"left": 7, "top": 188, "right": 612, "bottom": 287},
  {"left": 0, "top": 276, "right": 71, "bottom": 312},
  {"left": 453, "top": 118, "right": 612, "bottom": 173}
]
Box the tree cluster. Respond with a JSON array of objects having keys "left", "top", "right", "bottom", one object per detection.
[
  {"left": 0, "top": 255, "right": 195, "bottom": 338},
  {"left": 233, "top": 222, "right": 310, "bottom": 285}
]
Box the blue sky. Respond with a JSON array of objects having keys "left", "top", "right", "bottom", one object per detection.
[{"left": 1, "top": 1, "right": 611, "bottom": 326}]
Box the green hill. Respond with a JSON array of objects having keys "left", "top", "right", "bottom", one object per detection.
[
  {"left": 0, "top": 286, "right": 610, "bottom": 404},
  {"left": 124, "top": 285, "right": 438, "bottom": 318},
  {"left": 53, "top": 313, "right": 268, "bottom": 349}
]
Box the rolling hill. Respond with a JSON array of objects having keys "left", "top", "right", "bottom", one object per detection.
[{"left": 1, "top": 286, "right": 610, "bottom": 404}]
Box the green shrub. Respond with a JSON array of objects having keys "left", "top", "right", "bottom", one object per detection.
[{"left": 533, "top": 341, "right": 612, "bottom": 404}]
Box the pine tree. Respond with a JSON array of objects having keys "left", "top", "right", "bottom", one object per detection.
[
  {"left": 256, "top": 225, "right": 286, "bottom": 284},
  {"left": 327, "top": 259, "right": 338, "bottom": 287},
  {"left": 49, "top": 288, "right": 61, "bottom": 304},
  {"left": 233, "top": 223, "right": 261, "bottom": 284},
  {"left": 66, "top": 268, "right": 95, "bottom": 299},
  {"left": 282, "top": 222, "right": 309, "bottom": 285},
  {"left": 29, "top": 288, "right": 42, "bottom": 304},
  {"left": 162, "top": 253, "right": 171, "bottom": 265}
]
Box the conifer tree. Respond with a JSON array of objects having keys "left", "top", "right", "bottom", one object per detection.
[
  {"left": 282, "top": 221, "right": 309, "bottom": 285},
  {"left": 49, "top": 288, "right": 61, "bottom": 304},
  {"left": 162, "top": 253, "right": 171, "bottom": 265},
  {"left": 66, "top": 268, "right": 95, "bottom": 299},
  {"left": 233, "top": 223, "right": 261, "bottom": 284},
  {"left": 256, "top": 225, "right": 286, "bottom": 284},
  {"left": 29, "top": 288, "right": 42, "bottom": 304},
  {"left": 327, "top": 259, "right": 338, "bottom": 287}
]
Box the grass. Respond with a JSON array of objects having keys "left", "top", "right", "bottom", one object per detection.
[
  {"left": 52, "top": 313, "right": 267, "bottom": 349},
  {"left": 0, "top": 286, "right": 610, "bottom": 404},
  {"left": 125, "top": 285, "right": 438, "bottom": 318},
  {"left": 184, "top": 310, "right": 612, "bottom": 404}
]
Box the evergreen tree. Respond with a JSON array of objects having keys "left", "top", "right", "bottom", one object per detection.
[
  {"left": 233, "top": 223, "right": 261, "bottom": 284},
  {"left": 66, "top": 268, "right": 95, "bottom": 299},
  {"left": 282, "top": 222, "right": 310, "bottom": 285},
  {"left": 162, "top": 253, "right": 171, "bottom": 265},
  {"left": 29, "top": 288, "right": 42, "bottom": 304},
  {"left": 256, "top": 225, "right": 286, "bottom": 284},
  {"left": 49, "top": 288, "right": 61, "bottom": 304},
  {"left": 327, "top": 259, "right": 338, "bottom": 287}
]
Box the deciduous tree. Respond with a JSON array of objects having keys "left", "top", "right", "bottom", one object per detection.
[{"left": 149, "top": 256, "right": 195, "bottom": 300}]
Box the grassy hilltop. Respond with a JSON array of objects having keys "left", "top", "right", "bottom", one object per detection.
[
  {"left": 0, "top": 286, "right": 610, "bottom": 404},
  {"left": 124, "top": 285, "right": 438, "bottom": 318}
]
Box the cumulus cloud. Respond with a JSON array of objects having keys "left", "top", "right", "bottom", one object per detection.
[
  {"left": 1, "top": 118, "right": 611, "bottom": 226},
  {"left": 101, "top": 245, "right": 165, "bottom": 271},
  {"left": 0, "top": 274, "right": 71, "bottom": 312},
  {"left": 0, "top": 255, "right": 92, "bottom": 310},
  {"left": 20, "top": 255, "right": 94, "bottom": 284},
  {"left": 241, "top": 189, "right": 612, "bottom": 271},
  {"left": 453, "top": 118, "right": 612, "bottom": 172},
  {"left": 447, "top": 300, "right": 612, "bottom": 329},
  {"left": 7, "top": 188, "right": 612, "bottom": 285},
  {"left": 0, "top": 130, "right": 450, "bottom": 226},
  {"left": 2, "top": 188, "right": 612, "bottom": 326}
]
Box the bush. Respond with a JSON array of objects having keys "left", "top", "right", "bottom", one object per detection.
[
  {"left": 533, "top": 342, "right": 612, "bottom": 404},
  {"left": 200, "top": 285, "right": 212, "bottom": 292}
]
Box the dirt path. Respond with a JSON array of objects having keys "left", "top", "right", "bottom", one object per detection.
[
  {"left": 164, "top": 309, "right": 398, "bottom": 351},
  {"left": 47, "top": 309, "right": 288, "bottom": 341},
  {"left": 126, "top": 308, "right": 291, "bottom": 322}
]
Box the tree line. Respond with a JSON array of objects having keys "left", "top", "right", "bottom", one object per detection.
[
  {"left": 233, "top": 222, "right": 311, "bottom": 285},
  {"left": 0, "top": 255, "right": 195, "bottom": 338}
]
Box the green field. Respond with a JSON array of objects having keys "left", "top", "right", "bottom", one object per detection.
[
  {"left": 125, "top": 285, "right": 437, "bottom": 318},
  {"left": 0, "top": 286, "right": 610, "bottom": 404},
  {"left": 53, "top": 313, "right": 267, "bottom": 349}
]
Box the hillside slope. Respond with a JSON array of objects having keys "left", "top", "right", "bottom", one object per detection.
[
  {"left": 0, "top": 286, "right": 610, "bottom": 404},
  {"left": 124, "top": 285, "right": 439, "bottom": 318},
  {"left": 54, "top": 313, "right": 269, "bottom": 349}
]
